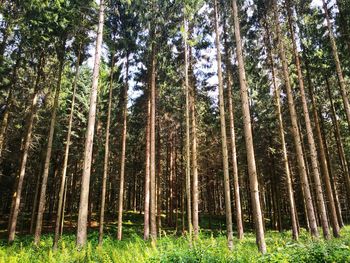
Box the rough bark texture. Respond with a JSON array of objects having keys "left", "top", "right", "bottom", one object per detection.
[
  {"left": 286, "top": 5, "right": 330, "bottom": 240},
  {"left": 8, "top": 55, "right": 44, "bottom": 243},
  {"left": 144, "top": 97, "right": 151, "bottom": 240},
  {"left": 303, "top": 56, "right": 340, "bottom": 238},
  {"left": 223, "top": 23, "right": 244, "bottom": 240},
  {"left": 183, "top": 15, "right": 192, "bottom": 239},
  {"left": 53, "top": 47, "right": 81, "bottom": 249},
  {"left": 214, "top": 0, "right": 233, "bottom": 250},
  {"left": 117, "top": 54, "right": 129, "bottom": 241},
  {"left": 264, "top": 21, "right": 299, "bottom": 240},
  {"left": 99, "top": 54, "right": 114, "bottom": 245},
  {"left": 232, "top": 0, "right": 266, "bottom": 253},
  {"left": 322, "top": 0, "right": 350, "bottom": 132},
  {"left": 76, "top": 0, "right": 105, "bottom": 247},
  {"left": 272, "top": 0, "right": 319, "bottom": 238},
  {"left": 34, "top": 57, "right": 64, "bottom": 245},
  {"left": 149, "top": 36, "right": 157, "bottom": 242}
]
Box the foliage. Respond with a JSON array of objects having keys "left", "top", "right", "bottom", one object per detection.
[{"left": 1, "top": 223, "right": 350, "bottom": 263}]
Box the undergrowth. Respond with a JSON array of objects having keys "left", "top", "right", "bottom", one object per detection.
[{"left": 1, "top": 226, "right": 350, "bottom": 262}]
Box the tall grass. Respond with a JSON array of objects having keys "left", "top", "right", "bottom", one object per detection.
[{"left": 1, "top": 226, "right": 350, "bottom": 262}]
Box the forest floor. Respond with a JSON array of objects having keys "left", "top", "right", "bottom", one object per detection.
[{"left": 0, "top": 212, "right": 350, "bottom": 262}]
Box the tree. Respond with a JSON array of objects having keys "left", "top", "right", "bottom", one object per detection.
[
  {"left": 231, "top": 0, "right": 266, "bottom": 253},
  {"left": 76, "top": 0, "right": 105, "bottom": 247}
]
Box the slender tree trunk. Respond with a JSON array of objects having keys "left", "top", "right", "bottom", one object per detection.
[
  {"left": 0, "top": 44, "right": 20, "bottom": 157},
  {"left": 322, "top": 0, "right": 350, "bottom": 131},
  {"left": 34, "top": 55, "right": 65, "bottom": 245},
  {"left": 320, "top": 111, "right": 345, "bottom": 227},
  {"left": 76, "top": 0, "right": 105, "bottom": 247},
  {"left": 286, "top": 5, "right": 330, "bottom": 239},
  {"left": 264, "top": 22, "right": 298, "bottom": 240},
  {"left": 231, "top": 0, "right": 266, "bottom": 253},
  {"left": 98, "top": 54, "right": 115, "bottom": 246},
  {"left": 8, "top": 54, "right": 44, "bottom": 243},
  {"left": 272, "top": 0, "right": 319, "bottom": 238},
  {"left": 223, "top": 24, "right": 243, "bottom": 240},
  {"left": 302, "top": 54, "right": 340, "bottom": 237},
  {"left": 214, "top": 0, "right": 233, "bottom": 250},
  {"left": 149, "top": 36, "right": 157, "bottom": 242},
  {"left": 53, "top": 47, "right": 81, "bottom": 249},
  {"left": 117, "top": 54, "right": 129, "bottom": 240},
  {"left": 325, "top": 78, "right": 350, "bottom": 203},
  {"left": 144, "top": 97, "right": 151, "bottom": 240},
  {"left": 183, "top": 14, "right": 192, "bottom": 239},
  {"left": 189, "top": 51, "right": 199, "bottom": 240}
]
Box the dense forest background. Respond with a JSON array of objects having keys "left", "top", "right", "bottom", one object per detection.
[{"left": 1, "top": 0, "right": 350, "bottom": 259}]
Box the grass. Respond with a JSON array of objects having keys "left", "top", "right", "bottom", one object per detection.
[{"left": 1, "top": 214, "right": 350, "bottom": 263}]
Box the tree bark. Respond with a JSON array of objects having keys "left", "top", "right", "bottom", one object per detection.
[
  {"left": 8, "top": 54, "right": 44, "bottom": 243},
  {"left": 34, "top": 55, "right": 65, "bottom": 245},
  {"left": 117, "top": 54, "right": 129, "bottom": 240},
  {"left": 322, "top": 0, "right": 350, "bottom": 132},
  {"left": 53, "top": 47, "right": 81, "bottom": 249},
  {"left": 76, "top": 0, "right": 105, "bottom": 247},
  {"left": 149, "top": 33, "right": 157, "bottom": 242},
  {"left": 214, "top": 0, "right": 233, "bottom": 250},
  {"left": 183, "top": 14, "right": 192, "bottom": 239},
  {"left": 144, "top": 96, "right": 151, "bottom": 240},
  {"left": 264, "top": 20, "right": 298, "bottom": 240},
  {"left": 286, "top": 4, "right": 330, "bottom": 239},
  {"left": 231, "top": 0, "right": 266, "bottom": 253},
  {"left": 272, "top": 0, "right": 319, "bottom": 238},
  {"left": 98, "top": 54, "right": 115, "bottom": 245},
  {"left": 223, "top": 22, "right": 244, "bottom": 240}
]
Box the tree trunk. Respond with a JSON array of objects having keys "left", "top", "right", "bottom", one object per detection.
[
  {"left": 264, "top": 21, "right": 299, "bottom": 239},
  {"left": 322, "top": 0, "right": 350, "bottom": 132},
  {"left": 272, "top": 0, "right": 319, "bottom": 238},
  {"left": 76, "top": 0, "right": 105, "bottom": 247},
  {"left": 223, "top": 23, "right": 244, "bottom": 240},
  {"left": 302, "top": 53, "right": 340, "bottom": 237},
  {"left": 34, "top": 56, "right": 65, "bottom": 245},
  {"left": 214, "top": 0, "right": 233, "bottom": 250},
  {"left": 98, "top": 54, "right": 115, "bottom": 245},
  {"left": 286, "top": 5, "right": 331, "bottom": 239},
  {"left": 8, "top": 54, "right": 44, "bottom": 243},
  {"left": 149, "top": 35, "right": 157, "bottom": 242},
  {"left": 183, "top": 14, "right": 192, "bottom": 239},
  {"left": 231, "top": 0, "right": 266, "bottom": 253},
  {"left": 144, "top": 96, "right": 151, "bottom": 240},
  {"left": 53, "top": 47, "right": 81, "bottom": 249},
  {"left": 189, "top": 49, "right": 199, "bottom": 240},
  {"left": 117, "top": 54, "right": 129, "bottom": 240},
  {"left": 325, "top": 78, "right": 350, "bottom": 203}
]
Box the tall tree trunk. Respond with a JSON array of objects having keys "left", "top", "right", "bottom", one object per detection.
[
  {"left": 183, "top": 14, "right": 192, "bottom": 239},
  {"left": 149, "top": 35, "right": 157, "bottom": 242},
  {"left": 214, "top": 0, "right": 233, "bottom": 250},
  {"left": 286, "top": 4, "right": 331, "bottom": 239},
  {"left": 0, "top": 46, "right": 21, "bottom": 158},
  {"left": 189, "top": 50, "right": 199, "bottom": 240},
  {"left": 223, "top": 23, "right": 244, "bottom": 240},
  {"left": 144, "top": 97, "right": 151, "bottom": 240},
  {"left": 8, "top": 54, "right": 44, "bottom": 243},
  {"left": 34, "top": 55, "right": 65, "bottom": 245},
  {"left": 231, "top": 0, "right": 266, "bottom": 253},
  {"left": 98, "top": 54, "right": 115, "bottom": 246},
  {"left": 76, "top": 0, "right": 105, "bottom": 247},
  {"left": 325, "top": 78, "right": 350, "bottom": 203},
  {"left": 272, "top": 0, "right": 319, "bottom": 238},
  {"left": 117, "top": 54, "right": 129, "bottom": 240},
  {"left": 53, "top": 47, "right": 81, "bottom": 249},
  {"left": 322, "top": 0, "right": 350, "bottom": 132},
  {"left": 302, "top": 53, "right": 340, "bottom": 237},
  {"left": 264, "top": 21, "right": 298, "bottom": 240}
]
